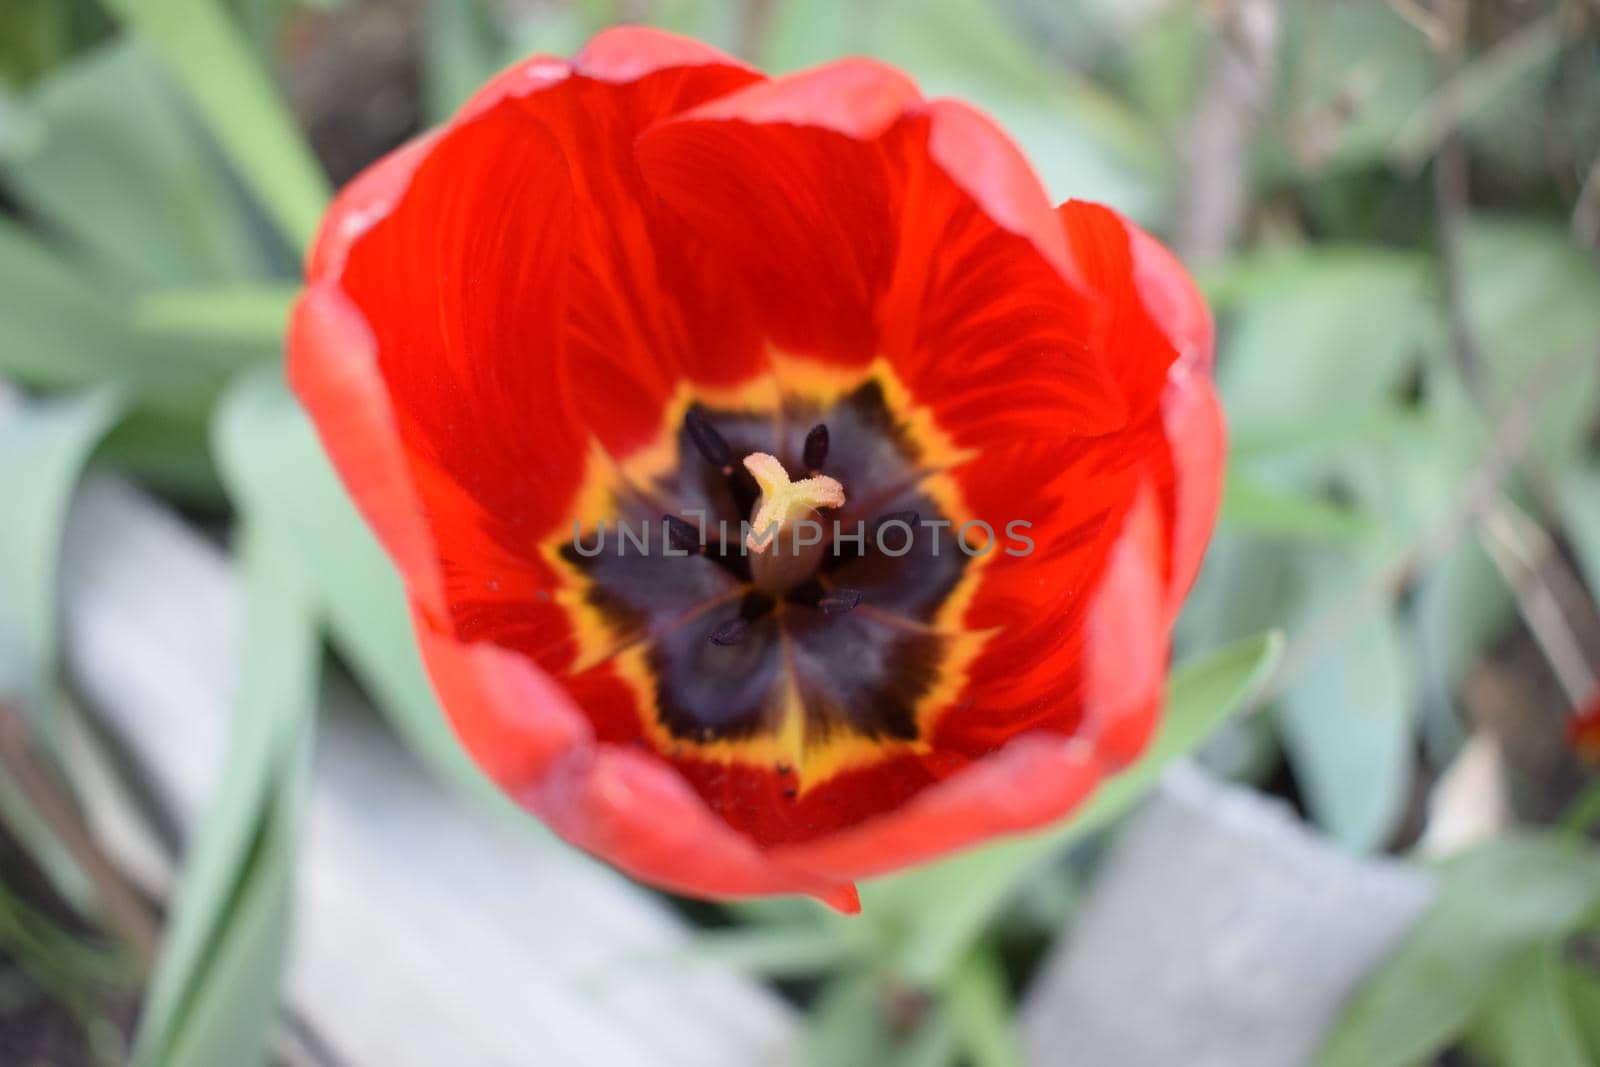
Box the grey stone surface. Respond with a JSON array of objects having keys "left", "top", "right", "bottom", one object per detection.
[{"left": 1019, "top": 762, "right": 1434, "bottom": 1067}]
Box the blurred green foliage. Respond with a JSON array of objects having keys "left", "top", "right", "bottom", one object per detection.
[{"left": 1, "top": 0, "right": 1598, "bottom": 1064}]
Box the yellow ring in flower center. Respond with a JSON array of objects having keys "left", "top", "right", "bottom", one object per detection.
[{"left": 544, "top": 355, "right": 998, "bottom": 791}]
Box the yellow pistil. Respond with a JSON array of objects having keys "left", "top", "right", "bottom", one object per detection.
[{"left": 743, "top": 452, "right": 845, "bottom": 594}]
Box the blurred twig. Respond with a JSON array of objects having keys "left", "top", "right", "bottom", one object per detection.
[
  {"left": 0, "top": 701, "right": 159, "bottom": 968},
  {"left": 1391, "top": 5, "right": 1567, "bottom": 172},
  {"left": 1479, "top": 498, "right": 1599, "bottom": 707},
  {"left": 1173, "top": 0, "right": 1282, "bottom": 264},
  {"left": 1434, "top": 105, "right": 1486, "bottom": 396},
  {"left": 735, "top": 0, "right": 776, "bottom": 61},
  {"left": 1575, "top": 151, "right": 1600, "bottom": 249},
  {"left": 1386, "top": 0, "right": 1450, "bottom": 50}
]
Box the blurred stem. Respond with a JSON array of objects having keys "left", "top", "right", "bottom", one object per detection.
[
  {"left": 0, "top": 880, "right": 133, "bottom": 1067},
  {"left": 0, "top": 701, "right": 159, "bottom": 969},
  {"left": 1172, "top": 0, "right": 1281, "bottom": 264},
  {"left": 1575, "top": 150, "right": 1600, "bottom": 249},
  {"left": 943, "top": 948, "right": 1021, "bottom": 1067},
  {"left": 662, "top": 921, "right": 878, "bottom": 980},
  {"left": 735, "top": 0, "right": 777, "bottom": 61},
  {"left": 1391, "top": 5, "right": 1568, "bottom": 171},
  {"left": 1478, "top": 498, "right": 1598, "bottom": 709},
  {"left": 896, "top": 1008, "right": 960, "bottom": 1067},
  {"left": 1435, "top": 138, "right": 1485, "bottom": 394}
]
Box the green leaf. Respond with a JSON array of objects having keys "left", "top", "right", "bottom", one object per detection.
[
  {"left": 1220, "top": 472, "right": 1378, "bottom": 544},
  {"left": 802, "top": 974, "right": 899, "bottom": 1067},
  {"left": 892, "top": 1007, "right": 960, "bottom": 1067},
  {"left": 0, "top": 217, "right": 264, "bottom": 421},
  {"left": 0, "top": 387, "right": 122, "bottom": 734},
  {"left": 0, "top": 875, "right": 135, "bottom": 1054},
  {"left": 130, "top": 520, "right": 318, "bottom": 1067},
  {"left": 0, "top": 217, "right": 134, "bottom": 389},
  {"left": 1412, "top": 537, "right": 1512, "bottom": 760},
  {"left": 99, "top": 0, "right": 329, "bottom": 251},
  {"left": 1459, "top": 219, "right": 1600, "bottom": 467},
  {"left": 1275, "top": 554, "right": 1417, "bottom": 852},
  {"left": 131, "top": 285, "right": 295, "bottom": 347},
  {"left": 1212, "top": 248, "right": 1435, "bottom": 426},
  {"left": 943, "top": 949, "right": 1020, "bottom": 1067},
  {"left": 1317, "top": 834, "right": 1600, "bottom": 1067},
  {"left": 670, "top": 921, "right": 878, "bottom": 979},
  {"left": 1461, "top": 220, "right": 1600, "bottom": 374},
  {"left": 95, "top": 407, "right": 224, "bottom": 507},
  {"left": 0, "top": 391, "right": 127, "bottom": 910},
  {"left": 860, "top": 631, "right": 1284, "bottom": 986},
  {"left": 1565, "top": 960, "right": 1600, "bottom": 1061},
  {"left": 1469, "top": 945, "right": 1592, "bottom": 1067},
  {"left": 1, "top": 41, "right": 279, "bottom": 286}
]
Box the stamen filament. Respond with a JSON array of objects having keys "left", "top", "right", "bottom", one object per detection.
[{"left": 743, "top": 452, "right": 846, "bottom": 595}]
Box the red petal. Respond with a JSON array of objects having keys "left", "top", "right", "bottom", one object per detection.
[
  {"left": 412, "top": 606, "right": 591, "bottom": 788},
  {"left": 636, "top": 61, "right": 1127, "bottom": 442},
  {"left": 776, "top": 735, "right": 1103, "bottom": 879},
  {"left": 526, "top": 745, "right": 860, "bottom": 911},
  {"left": 1158, "top": 369, "right": 1226, "bottom": 619},
  {"left": 327, "top": 107, "right": 596, "bottom": 666},
  {"left": 449, "top": 30, "right": 767, "bottom": 451},
  {"left": 500, "top": 62, "right": 767, "bottom": 456},
  {"left": 416, "top": 607, "right": 859, "bottom": 910},
  {"left": 1127, "top": 220, "right": 1214, "bottom": 374},
  {"left": 1060, "top": 201, "right": 1224, "bottom": 616},
  {"left": 1078, "top": 485, "right": 1169, "bottom": 766},
  {"left": 1128, "top": 221, "right": 1225, "bottom": 615},
  {"left": 923, "top": 99, "right": 1082, "bottom": 290},
  {"left": 575, "top": 25, "right": 757, "bottom": 84},
  {"left": 304, "top": 131, "right": 436, "bottom": 290},
  {"left": 455, "top": 26, "right": 754, "bottom": 123},
  {"left": 683, "top": 56, "right": 920, "bottom": 135}
]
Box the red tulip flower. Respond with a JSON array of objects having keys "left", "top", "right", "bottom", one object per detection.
[
  {"left": 1571, "top": 686, "right": 1600, "bottom": 763},
  {"left": 289, "top": 28, "right": 1224, "bottom": 911}
]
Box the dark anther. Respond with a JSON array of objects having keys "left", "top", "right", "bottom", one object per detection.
[
  {"left": 818, "top": 588, "right": 863, "bottom": 616},
  {"left": 708, "top": 617, "right": 751, "bottom": 647},
  {"left": 685, "top": 405, "right": 734, "bottom": 474},
  {"left": 803, "top": 423, "right": 830, "bottom": 473},
  {"left": 875, "top": 509, "right": 919, "bottom": 532},
  {"left": 664, "top": 514, "right": 702, "bottom": 554}
]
